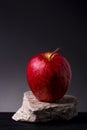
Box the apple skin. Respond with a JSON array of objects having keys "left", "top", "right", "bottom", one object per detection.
[{"left": 26, "top": 49, "right": 72, "bottom": 102}]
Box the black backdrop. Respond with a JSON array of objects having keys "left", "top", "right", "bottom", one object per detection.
[{"left": 0, "top": 1, "right": 87, "bottom": 112}]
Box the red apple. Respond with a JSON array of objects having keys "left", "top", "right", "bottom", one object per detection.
[{"left": 26, "top": 48, "right": 72, "bottom": 102}]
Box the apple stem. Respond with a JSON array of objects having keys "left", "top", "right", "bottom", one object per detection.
[{"left": 50, "top": 48, "right": 60, "bottom": 59}]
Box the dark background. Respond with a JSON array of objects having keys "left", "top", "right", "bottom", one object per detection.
[{"left": 0, "top": 1, "right": 87, "bottom": 112}]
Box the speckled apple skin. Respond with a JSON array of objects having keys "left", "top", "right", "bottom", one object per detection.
[{"left": 26, "top": 52, "right": 72, "bottom": 102}]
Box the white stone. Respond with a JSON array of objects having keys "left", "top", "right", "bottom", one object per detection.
[{"left": 12, "top": 91, "right": 78, "bottom": 122}]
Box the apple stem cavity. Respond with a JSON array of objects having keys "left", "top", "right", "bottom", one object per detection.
[{"left": 50, "top": 48, "right": 60, "bottom": 60}]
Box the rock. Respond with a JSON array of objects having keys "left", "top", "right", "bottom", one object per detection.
[{"left": 12, "top": 91, "right": 78, "bottom": 122}]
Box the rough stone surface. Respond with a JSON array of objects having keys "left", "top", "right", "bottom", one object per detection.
[{"left": 12, "top": 91, "right": 78, "bottom": 122}]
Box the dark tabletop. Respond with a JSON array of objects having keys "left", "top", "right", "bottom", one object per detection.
[{"left": 0, "top": 112, "right": 87, "bottom": 130}]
